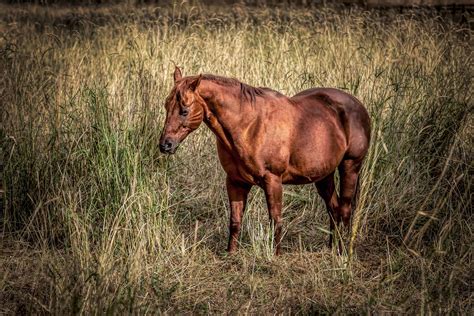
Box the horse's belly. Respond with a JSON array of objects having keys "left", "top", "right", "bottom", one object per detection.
[
  {"left": 282, "top": 166, "right": 336, "bottom": 184},
  {"left": 283, "top": 147, "right": 345, "bottom": 184},
  {"left": 282, "top": 116, "right": 347, "bottom": 184}
]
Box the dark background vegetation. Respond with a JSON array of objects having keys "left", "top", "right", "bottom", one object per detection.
[{"left": 2, "top": 0, "right": 474, "bottom": 7}]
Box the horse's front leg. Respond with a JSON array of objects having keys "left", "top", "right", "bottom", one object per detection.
[
  {"left": 263, "top": 173, "right": 283, "bottom": 255},
  {"left": 226, "top": 177, "right": 251, "bottom": 253}
]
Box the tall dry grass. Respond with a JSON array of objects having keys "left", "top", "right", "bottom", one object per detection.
[{"left": 1, "top": 3, "right": 472, "bottom": 314}]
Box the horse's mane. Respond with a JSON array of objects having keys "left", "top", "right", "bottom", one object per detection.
[
  {"left": 175, "top": 73, "right": 280, "bottom": 105},
  {"left": 201, "top": 74, "right": 266, "bottom": 104}
]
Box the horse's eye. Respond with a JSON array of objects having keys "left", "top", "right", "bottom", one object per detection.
[{"left": 180, "top": 108, "right": 189, "bottom": 117}]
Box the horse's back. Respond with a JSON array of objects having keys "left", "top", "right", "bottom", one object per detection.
[{"left": 291, "top": 88, "right": 371, "bottom": 160}]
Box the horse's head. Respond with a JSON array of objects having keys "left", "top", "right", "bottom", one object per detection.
[{"left": 159, "top": 67, "right": 204, "bottom": 154}]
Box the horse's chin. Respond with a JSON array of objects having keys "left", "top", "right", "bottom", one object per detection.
[
  {"left": 159, "top": 145, "right": 179, "bottom": 155},
  {"left": 168, "top": 144, "right": 179, "bottom": 154}
]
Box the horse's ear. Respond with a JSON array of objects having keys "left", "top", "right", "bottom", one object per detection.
[
  {"left": 189, "top": 74, "right": 202, "bottom": 92},
  {"left": 174, "top": 66, "right": 182, "bottom": 82}
]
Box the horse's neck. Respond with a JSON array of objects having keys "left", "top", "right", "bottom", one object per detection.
[{"left": 199, "top": 81, "right": 257, "bottom": 152}]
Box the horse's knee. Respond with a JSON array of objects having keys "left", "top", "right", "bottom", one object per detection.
[
  {"left": 340, "top": 205, "right": 352, "bottom": 227},
  {"left": 342, "top": 213, "right": 351, "bottom": 227},
  {"left": 229, "top": 221, "right": 241, "bottom": 233}
]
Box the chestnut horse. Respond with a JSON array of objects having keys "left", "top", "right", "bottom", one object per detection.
[{"left": 160, "top": 67, "right": 371, "bottom": 255}]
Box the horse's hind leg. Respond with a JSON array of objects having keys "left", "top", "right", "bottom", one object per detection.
[
  {"left": 315, "top": 173, "right": 340, "bottom": 249},
  {"left": 338, "top": 159, "right": 363, "bottom": 227}
]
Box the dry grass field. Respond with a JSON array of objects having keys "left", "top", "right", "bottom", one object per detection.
[{"left": 0, "top": 2, "right": 472, "bottom": 314}]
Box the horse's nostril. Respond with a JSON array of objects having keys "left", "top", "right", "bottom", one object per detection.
[{"left": 159, "top": 139, "right": 174, "bottom": 153}]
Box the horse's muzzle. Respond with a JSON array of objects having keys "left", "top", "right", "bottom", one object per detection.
[{"left": 159, "top": 138, "right": 177, "bottom": 154}]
